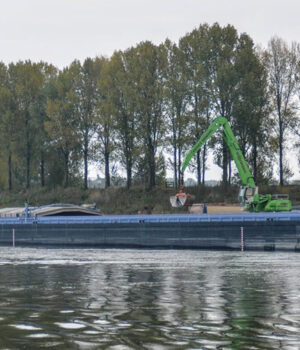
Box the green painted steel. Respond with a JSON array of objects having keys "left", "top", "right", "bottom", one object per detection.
[
  {"left": 182, "top": 117, "right": 255, "bottom": 187},
  {"left": 181, "top": 116, "right": 292, "bottom": 212}
]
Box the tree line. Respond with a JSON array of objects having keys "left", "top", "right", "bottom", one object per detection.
[{"left": 0, "top": 23, "right": 299, "bottom": 191}]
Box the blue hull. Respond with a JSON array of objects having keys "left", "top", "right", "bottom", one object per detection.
[{"left": 0, "top": 212, "right": 300, "bottom": 251}]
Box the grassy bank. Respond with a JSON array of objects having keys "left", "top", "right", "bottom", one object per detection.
[{"left": 0, "top": 184, "right": 299, "bottom": 214}]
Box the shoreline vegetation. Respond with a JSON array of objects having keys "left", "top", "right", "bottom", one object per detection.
[
  {"left": 0, "top": 185, "right": 299, "bottom": 215},
  {"left": 0, "top": 22, "right": 299, "bottom": 195}
]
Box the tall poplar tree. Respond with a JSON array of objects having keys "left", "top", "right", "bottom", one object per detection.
[
  {"left": 206, "top": 24, "right": 240, "bottom": 185},
  {"left": 8, "top": 61, "right": 44, "bottom": 188},
  {"left": 231, "top": 34, "right": 270, "bottom": 183},
  {"left": 104, "top": 50, "right": 138, "bottom": 188},
  {"left": 0, "top": 63, "right": 16, "bottom": 190},
  {"left": 75, "top": 58, "right": 103, "bottom": 189},
  {"left": 179, "top": 24, "right": 213, "bottom": 185},
  {"left": 163, "top": 39, "right": 189, "bottom": 187},
  {"left": 96, "top": 57, "right": 116, "bottom": 188},
  {"left": 29, "top": 62, "right": 58, "bottom": 187},
  {"left": 128, "top": 41, "right": 165, "bottom": 188},
  {"left": 265, "top": 37, "right": 299, "bottom": 185},
  {"left": 45, "top": 65, "right": 80, "bottom": 187}
]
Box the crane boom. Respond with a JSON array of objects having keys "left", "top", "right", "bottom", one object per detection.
[
  {"left": 181, "top": 116, "right": 255, "bottom": 187},
  {"left": 222, "top": 119, "right": 256, "bottom": 187},
  {"left": 172, "top": 116, "right": 292, "bottom": 212}
]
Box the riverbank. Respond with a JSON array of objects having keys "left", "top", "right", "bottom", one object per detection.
[{"left": 0, "top": 184, "right": 299, "bottom": 214}]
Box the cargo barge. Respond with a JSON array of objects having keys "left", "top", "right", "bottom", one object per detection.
[{"left": 0, "top": 212, "right": 300, "bottom": 251}]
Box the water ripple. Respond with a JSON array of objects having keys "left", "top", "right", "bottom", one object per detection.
[{"left": 0, "top": 249, "right": 299, "bottom": 349}]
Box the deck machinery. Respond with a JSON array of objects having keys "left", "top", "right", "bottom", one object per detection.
[{"left": 170, "top": 116, "right": 291, "bottom": 212}]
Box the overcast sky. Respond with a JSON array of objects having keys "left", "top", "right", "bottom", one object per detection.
[{"left": 2, "top": 0, "right": 300, "bottom": 68}]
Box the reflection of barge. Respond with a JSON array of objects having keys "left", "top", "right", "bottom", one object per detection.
[{"left": 0, "top": 212, "right": 300, "bottom": 251}]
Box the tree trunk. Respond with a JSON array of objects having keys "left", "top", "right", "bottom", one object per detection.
[
  {"left": 178, "top": 147, "right": 182, "bottom": 185},
  {"left": 25, "top": 111, "right": 30, "bottom": 189},
  {"left": 222, "top": 139, "right": 228, "bottom": 185},
  {"left": 125, "top": 143, "right": 132, "bottom": 189},
  {"left": 173, "top": 145, "right": 177, "bottom": 188},
  {"left": 104, "top": 150, "right": 110, "bottom": 188},
  {"left": 202, "top": 143, "right": 206, "bottom": 185},
  {"left": 126, "top": 165, "right": 132, "bottom": 189},
  {"left": 64, "top": 151, "right": 69, "bottom": 188},
  {"left": 8, "top": 151, "right": 12, "bottom": 191},
  {"left": 279, "top": 120, "right": 284, "bottom": 186},
  {"left": 26, "top": 144, "right": 30, "bottom": 188},
  {"left": 228, "top": 157, "right": 232, "bottom": 185},
  {"left": 83, "top": 138, "right": 88, "bottom": 190},
  {"left": 146, "top": 109, "right": 156, "bottom": 189},
  {"left": 196, "top": 150, "right": 201, "bottom": 185},
  {"left": 40, "top": 151, "right": 45, "bottom": 187},
  {"left": 148, "top": 144, "right": 156, "bottom": 188},
  {"left": 253, "top": 139, "right": 257, "bottom": 183},
  {"left": 203, "top": 108, "right": 210, "bottom": 185},
  {"left": 26, "top": 135, "right": 30, "bottom": 189}
]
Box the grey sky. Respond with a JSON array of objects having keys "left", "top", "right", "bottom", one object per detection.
[{"left": 2, "top": 0, "right": 300, "bottom": 68}]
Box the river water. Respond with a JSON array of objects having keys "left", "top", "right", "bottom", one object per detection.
[{"left": 0, "top": 249, "right": 299, "bottom": 349}]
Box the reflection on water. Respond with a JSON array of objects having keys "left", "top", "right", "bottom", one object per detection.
[{"left": 0, "top": 249, "right": 299, "bottom": 349}]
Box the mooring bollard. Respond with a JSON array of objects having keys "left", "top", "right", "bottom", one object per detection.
[
  {"left": 12, "top": 228, "right": 15, "bottom": 248},
  {"left": 240, "top": 226, "right": 244, "bottom": 252}
]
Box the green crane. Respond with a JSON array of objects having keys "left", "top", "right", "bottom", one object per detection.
[{"left": 179, "top": 116, "right": 291, "bottom": 212}]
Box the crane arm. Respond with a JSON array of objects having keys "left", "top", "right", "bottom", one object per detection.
[
  {"left": 181, "top": 117, "right": 227, "bottom": 173},
  {"left": 172, "top": 116, "right": 291, "bottom": 211},
  {"left": 181, "top": 116, "right": 256, "bottom": 187},
  {"left": 222, "top": 122, "right": 256, "bottom": 187}
]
